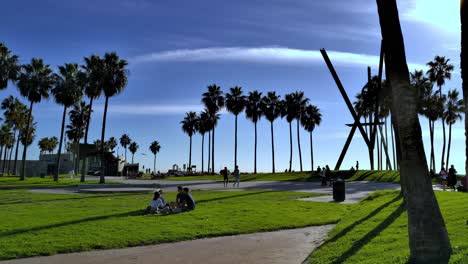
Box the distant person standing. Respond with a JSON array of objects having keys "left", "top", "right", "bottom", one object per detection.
[
  {"left": 448, "top": 165, "right": 457, "bottom": 190},
  {"left": 221, "top": 167, "right": 229, "bottom": 188},
  {"left": 320, "top": 166, "right": 327, "bottom": 186},
  {"left": 233, "top": 165, "right": 240, "bottom": 188},
  {"left": 325, "top": 165, "right": 332, "bottom": 186},
  {"left": 439, "top": 167, "right": 448, "bottom": 191},
  {"left": 356, "top": 161, "right": 359, "bottom": 171}
]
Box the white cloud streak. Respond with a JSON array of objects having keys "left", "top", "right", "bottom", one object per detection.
[
  {"left": 129, "top": 46, "right": 426, "bottom": 70},
  {"left": 95, "top": 104, "right": 205, "bottom": 116}
]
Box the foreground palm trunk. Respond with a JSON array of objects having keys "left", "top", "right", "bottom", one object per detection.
[
  {"left": 309, "top": 131, "right": 314, "bottom": 171},
  {"left": 234, "top": 114, "right": 238, "bottom": 168},
  {"left": 297, "top": 119, "right": 303, "bottom": 172},
  {"left": 207, "top": 130, "right": 211, "bottom": 173},
  {"left": 211, "top": 127, "right": 215, "bottom": 175},
  {"left": 20, "top": 102, "right": 34, "bottom": 181},
  {"left": 376, "top": 0, "right": 452, "bottom": 262},
  {"left": 254, "top": 121, "right": 257, "bottom": 174},
  {"left": 201, "top": 134, "right": 204, "bottom": 173},
  {"left": 270, "top": 121, "right": 275, "bottom": 173},
  {"left": 462, "top": 0, "right": 468, "bottom": 181},
  {"left": 188, "top": 135, "right": 192, "bottom": 170},
  {"left": 99, "top": 96, "right": 109, "bottom": 184},
  {"left": 288, "top": 122, "right": 293, "bottom": 172},
  {"left": 55, "top": 105, "right": 67, "bottom": 181}
]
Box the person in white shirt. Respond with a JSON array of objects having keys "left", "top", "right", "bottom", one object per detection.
[
  {"left": 146, "top": 192, "right": 170, "bottom": 214},
  {"left": 439, "top": 167, "right": 448, "bottom": 191},
  {"left": 232, "top": 166, "right": 240, "bottom": 188}
]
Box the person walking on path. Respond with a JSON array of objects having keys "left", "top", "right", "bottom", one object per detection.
[
  {"left": 439, "top": 166, "right": 448, "bottom": 191},
  {"left": 221, "top": 167, "right": 229, "bottom": 188},
  {"left": 448, "top": 165, "right": 457, "bottom": 191},
  {"left": 325, "top": 165, "right": 332, "bottom": 187},
  {"left": 233, "top": 165, "right": 240, "bottom": 188}
]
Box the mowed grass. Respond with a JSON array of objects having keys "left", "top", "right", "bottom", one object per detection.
[
  {"left": 165, "top": 171, "right": 319, "bottom": 181},
  {"left": 309, "top": 190, "right": 468, "bottom": 264},
  {"left": 0, "top": 176, "right": 111, "bottom": 189},
  {"left": 0, "top": 189, "right": 350, "bottom": 260},
  {"left": 345, "top": 170, "right": 400, "bottom": 183}
]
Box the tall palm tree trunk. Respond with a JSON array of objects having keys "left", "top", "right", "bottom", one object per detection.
[
  {"left": 13, "top": 130, "right": 20, "bottom": 175},
  {"left": 124, "top": 147, "right": 127, "bottom": 162},
  {"left": 132, "top": 153, "right": 134, "bottom": 164},
  {"left": 55, "top": 105, "right": 67, "bottom": 181},
  {"left": 74, "top": 141, "right": 80, "bottom": 175},
  {"left": 376, "top": 130, "right": 380, "bottom": 170},
  {"left": 297, "top": 119, "right": 303, "bottom": 172},
  {"left": 201, "top": 134, "right": 204, "bottom": 173},
  {"left": 440, "top": 87, "right": 447, "bottom": 169},
  {"left": 376, "top": 0, "right": 452, "bottom": 261},
  {"left": 84, "top": 96, "right": 93, "bottom": 144},
  {"left": 288, "top": 122, "right": 293, "bottom": 172},
  {"left": 462, "top": 0, "right": 468, "bottom": 184},
  {"left": 254, "top": 121, "right": 257, "bottom": 174},
  {"left": 188, "top": 135, "right": 192, "bottom": 170},
  {"left": 391, "top": 121, "right": 396, "bottom": 169},
  {"left": 270, "top": 121, "right": 275, "bottom": 173},
  {"left": 429, "top": 120, "right": 435, "bottom": 172},
  {"left": 234, "top": 114, "right": 238, "bottom": 168},
  {"left": 211, "top": 126, "right": 215, "bottom": 175},
  {"left": 80, "top": 155, "right": 87, "bottom": 182},
  {"left": 446, "top": 123, "right": 452, "bottom": 167},
  {"left": 7, "top": 132, "right": 16, "bottom": 174},
  {"left": 385, "top": 117, "right": 389, "bottom": 169},
  {"left": 207, "top": 130, "right": 211, "bottom": 173},
  {"left": 154, "top": 154, "right": 157, "bottom": 173},
  {"left": 2, "top": 147, "right": 7, "bottom": 173},
  {"left": 20, "top": 101, "right": 34, "bottom": 181},
  {"left": 99, "top": 96, "right": 109, "bottom": 184},
  {"left": 309, "top": 131, "right": 314, "bottom": 172},
  {"left": 0, "top": 146, "right": 3, "bottom": 165}
]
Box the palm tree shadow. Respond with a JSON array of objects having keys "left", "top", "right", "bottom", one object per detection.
[{"left": 331, "top": 200, "right": 407, "bottom": 264}]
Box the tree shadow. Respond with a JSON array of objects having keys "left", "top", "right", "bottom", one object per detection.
[
  {"left": 0, "top": 209, "right": 145, "bottom": 239},
  {"left": 323, "top": 192, "right": 403, "bottom": 245},
  {"left": 0, "top": 193, "right": 143, "bottom": 206},
  {"left": 195, "top": 190, "right": 272, "bottom": 204},
  {"left": 331, "top": 200, "right": 406, "bottom": 264}
]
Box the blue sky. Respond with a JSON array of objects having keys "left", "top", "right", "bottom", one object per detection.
[{"left": 0, "top": 0, "right": 464, "bottom": 173}]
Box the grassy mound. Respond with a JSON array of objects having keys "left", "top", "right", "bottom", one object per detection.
[{"left": 309, "top": 190, "right": 468, "bottom": 263}]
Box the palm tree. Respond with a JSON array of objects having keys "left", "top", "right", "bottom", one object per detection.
[
  {"left": 292, "top": 91, "right": 309, "bottom": 172},
  {"left": 128, "top": 142, "right": 139, "bottom": 164},
  {"left": 225, "top": 86, "right": 246, "bottom": 168},
  {"left": 52, "top": 63, "right": 84, "bottom": 181},
  {"left": 300, "top": 104, "right": 322, "bottom": 171},
  {"left": 17, "top": 58, "right": 54, "bottom": 180},
  {"left": 99, "top": 52, "right": 128, "bottom": 184},
  {"left": 149, "top": 140, "right": 161, "bottom": 173},
  {"left": 1, "top": 96, "right": 27, "bottom": 175},
  {"left": 462, "top": 0, "right": 468, "bottom": 180},
  {"left": 245, "top": 91, "right": 263, "bottom": 174},
  {"left": 444, "top": 89, "right": 464, "bottom": 167},
  {"left": 38, "top": 137, "right": 49, "bottom": 154},
  {"left": 0, "top": 43, "right": 20, "bottom": 91},
  {"left": 206, "top": 112, "right": 220, "bottom": 173},
  {"left": 280, "top": 93, "right": 296, "bottom": 172},
  {"left": 106, "top": 137, "right": 117, "bottom": 152},
  {"left": 260, "top": 92, "right": 281, "bottom": 173},
  {"left": 376, "top": 0, "right": 452, "bottom": 261},
  {"left": 427, "top": 56, "right": 454, "bottom": 169},
  {"left": 120, "top": 134, "right": 132, "bottom": 161},
  {"left": 0, "top": 125, "right": 13, "bottom": 174},
  {"left": 47, "top": 137, "right": 58, "bottom": 153},
  {"left": 195, "top": 110, "right": 210, "bottom": 173},
  {"left": 181, "top": 111, "right": 198, "bottom": 170},
  {"left": 82, "top": 55, "right": 103, "bottom": 144},
  {"left": 202, "top": 84, "right": 224, "bottom": 175}
]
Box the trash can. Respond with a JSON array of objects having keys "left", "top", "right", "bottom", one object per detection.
[{"left": 333, "top": 179, "right": 345, "bottom": 202}]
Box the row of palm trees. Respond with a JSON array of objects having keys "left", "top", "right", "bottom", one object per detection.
[
  {"left": 353, "top": 55, "right": 464, "bottom": 173},
  {"left": 0, "top": 42, "right": 128, "bottom": 182},
  {"left": 117, "top": 134, "right": 161, "bottom": 173},
  {"left": 181, "top": 85, "right": 322, "bottom": 174}
]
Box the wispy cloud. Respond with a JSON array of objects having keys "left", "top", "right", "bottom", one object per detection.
[
  {"left": 130, "top": 46, "right": 426, "bottom": 70},
  {"left": 95, "top": 104, "right": 205, "bottom": 116}
]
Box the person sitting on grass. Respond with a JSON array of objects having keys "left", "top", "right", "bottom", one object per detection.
[
  {"left": 157, "top": 189, "right": 166, "bottom": 205},
  {"left": 145, "top": 191, "right": 171, "bottom": 214},
  {"left": 176, "top": 186, "right": 187, "bottom": 208},
  {"left": 182, "top": 187, "right": 196, "bottom": 211}
]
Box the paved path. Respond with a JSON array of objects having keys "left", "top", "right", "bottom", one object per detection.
[{"left": 0, "top": 225, "right": 334, "bottom": 264}]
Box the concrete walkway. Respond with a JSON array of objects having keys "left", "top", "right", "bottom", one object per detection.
[{"left": 0, "top": 225, "right": 335, "bottom": 264}]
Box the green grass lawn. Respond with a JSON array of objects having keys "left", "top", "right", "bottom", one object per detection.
[
  {"left": 344, "top": 170, "right": 400, "bottom": 183},
  {"left": 0, "top": 176, "right": 115, "bottom": 189},
  {"left": 164, "top": 171, "right": 319, "bottom": 181},
  {"left": 0, "top": 189, "right": 350, "bottom": 260},
  {"left": 309, "top": 190, "right": 468, "bottom": 264}
]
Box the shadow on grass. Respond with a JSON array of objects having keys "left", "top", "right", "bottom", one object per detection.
[
  {"left": 324, "top": 192, "right": 403, "bottom": 245},
  {"left": 196, "top": 190, "right": 273, "bottom": 204},
  {"left": 331, "top": 201, "right": 406, "bottom": 264},
  {"left": 0, "top": 209, "right": 145, "bottom": 239},
  {"left": 0, "top": 192, "right": 143, "bottom": 206}
]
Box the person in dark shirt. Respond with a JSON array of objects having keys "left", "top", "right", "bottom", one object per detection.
[
  {"left": 182, "top": 187, "right": 195, "bottom": 211},
  {"left": 176, "top": 186, "right": 186, "bottom": 208},
  {"left": 448, "top": 165, "right": 457, "bottom": 190},
  {"left": 221, "top": 167, "right": 229, "bottom": 188}
]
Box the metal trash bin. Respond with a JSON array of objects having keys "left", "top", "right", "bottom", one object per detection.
[{"left": 333, "top": 179, "right": 345, "bottom": 202}]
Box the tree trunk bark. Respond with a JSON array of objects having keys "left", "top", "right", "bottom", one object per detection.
[
  {"left": 440, "top": 93, "right": 447, "bottom": 170},
  {"left": 7, "top": 131, "right": 17, "bottom": 175},
  {"left": 189, "top": 135, "right": 192, "bottom": 169},
  {"left": 288, "top": 122, "right": 293, "bottom": 172},
  {"left": 13, "top": 128, "right": 20, "bottom": 175},
  {"left": 254, "top": 121, "right": 257, "bottom": 174},
  {"left": 391, "top": 120, "right": 397, "bottom": 169},
  {"left": 201, "top": 134, "right": 204, "bottom": 173},
  {"left": 2, "top": 146, "right": 7, "bottom": 173},
  {"left": 430, "top": 120, "right": 435, "bottom": 172},
  {"left": 385, "top": 117, "right": 389, "bottom": 169},
  {"left": 234, "top": 114, "right": 238, "bottom": 168},
  {"left": 297, "top": 119, "right": 303, "bottom": 172},
  {"left": 310, "top": 131, "right": 314, "bottom": 172},
  {"left": 55, "top": 105, "right": 67, "bottom": 181},
  {"left": 377, "top": 128, "right": 380, "bottom": 170},
  {"left": 20, "top": 101, "right": 34, "bottom": 181},
  {"left": 446, "top": 123, "right": 452, "bottom": 168},
  {"left": 132, "top": 153, "right": 134, "bottom": 164},
  {"left": 376, "top": 0, "right": 452, "bottom": 262},
  {"left": 211, "top": 126, "right": 215, "bottom": 175},
  {"left": 208, "top": 130, "right": 211, "bottom": 173},
  {"left": 270, "top": 121, "right": 275, "bottom": 173},
  {"left": 84, "top": 96, "right": 93, "bottom": 144},
  {"left": 74, "top": 140, "right": 80, "bottom": 175},
  {"left": 99, "top": 96, "right": 109, "bottom": 184},
  {"left": 462, "top": 0, "right": 468, "bottom": 191}
]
